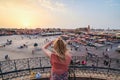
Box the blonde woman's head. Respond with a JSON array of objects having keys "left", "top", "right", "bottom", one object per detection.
[{"left": 53, "top": 37, "right": 67, "bottom": 60}]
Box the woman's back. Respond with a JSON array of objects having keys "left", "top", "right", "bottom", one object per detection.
[{"left": 51, "top": 53, "right": 71, "bottom": 74}]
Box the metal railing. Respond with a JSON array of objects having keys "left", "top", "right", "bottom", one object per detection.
[{"left": 0, "top": 56, "right": 120, "bottom": 80}]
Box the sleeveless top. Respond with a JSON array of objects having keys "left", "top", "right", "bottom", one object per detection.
[{"left": 50, "top": 53, "right": 71, "bottom": 80}]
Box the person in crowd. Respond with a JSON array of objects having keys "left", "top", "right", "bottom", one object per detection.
[
  {"left": 42, "top": 37, "right": 71, "bottom": 80},
  {"left": 35, "top": 72, "right": 41, "bottom": 79},
  {"left": 106, "top": 48, "right": 109, "bottom": 52},
  {"left": 82, "top": 60, "right": 86, "bottom": 65},
  {"left": 5, "top": 55, "right": 8, "bottom": 60},
  {"left": 23, "top": 44, "right": 28, "bottom": 48},
  {"left": 110, "top": 44, "right": 113, "bottom": 49},
  {"left": 104, "top": 53, "right": 109, "bottom": 58},
  {"left": 104, "top": 60, "right": 109, "bottom": 66},
  {"left": 102, "top": 51, "right": 105, "bottom": 56},
  {"left": 70, "top": 60, "right": 74, "bottom": 65},
  {"left": 107, "top": 48, "right": 110, "bottom": 51},
  {"left": 92, "top": 64, "right": 96, "bottom": 71},
  {"left": 32, "top": 50, "right": 34, "bottom": 54},
  {"left": 30, "top": 71, "right": 36, "bottom": 79},
  {"left": 34, "top": 43, "right": 38, "bottom": 47},
  {"left": 71, "top": 47, "right": 72, "bottom": 51},
  {"left": 86, "top": 48, "right": 88, "bottom": 51},
  {"left": 75, "top": 47, "right": 78, "bottom": 51},
  {"left": 3, "top": 45, "right": 6, "bottom": 47},
  {"left": 75, "top": 60, "right": 80, "bottom": 65},
  {"left": 92, "top": 64, "right": 95, "bottom": 67},
  {"left": 116, "top": 59, "right": 119, "bottom": 64},
  {"left": 5, "top": 55, "right": 10, "bottom": 60}
]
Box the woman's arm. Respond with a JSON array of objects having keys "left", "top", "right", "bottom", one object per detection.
[{"left": 42, "top": 41, "right": 53, "bottom": 58}]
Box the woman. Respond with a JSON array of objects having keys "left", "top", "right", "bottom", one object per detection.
[{"left": 42, "top": 37, "right": 71, "bottom": 80}]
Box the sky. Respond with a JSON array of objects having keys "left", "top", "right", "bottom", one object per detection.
[{"left": 0, "top": 0, "right": 120, "bottom": 29}]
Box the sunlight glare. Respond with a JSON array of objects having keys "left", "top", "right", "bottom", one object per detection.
[{"left": 20, "top": 17, "right": 31, "bottom": 29}]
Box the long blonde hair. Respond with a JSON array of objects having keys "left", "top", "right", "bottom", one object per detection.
[{"left": 53, "top": 37, "right": 67, "bottom": 60}]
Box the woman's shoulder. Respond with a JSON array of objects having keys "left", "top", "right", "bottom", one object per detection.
[{"left": 51, "top": 53, "right": 58, "bottom": 58}]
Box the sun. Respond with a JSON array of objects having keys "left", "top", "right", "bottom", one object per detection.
[
  {"left": 22, "top": 20, "right": 31, "bottom": 28},
  {"left": 23, "top": 21, "right": 29, "bottom": 27},
  {"left": 19, "top": 14, "right": 31, "bottom": 28}
]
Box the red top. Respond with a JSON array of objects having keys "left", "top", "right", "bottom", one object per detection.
[
  {"left": 50, "top": 53, "right": 71, "bottom": 74},
  {"left": 82, "top": 60, "right": 86, "bottom": 65}
]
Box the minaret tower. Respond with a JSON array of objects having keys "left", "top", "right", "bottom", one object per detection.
[{"left": 87, "top": 25, "right": 90, "bottom": 33}]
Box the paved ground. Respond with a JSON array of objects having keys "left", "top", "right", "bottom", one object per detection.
[
  {"left": 0, "top": 35, "right": 120, "bottom": 68},
  {"left": 0, "top": 35, "right": 57, "bottom": 61}
]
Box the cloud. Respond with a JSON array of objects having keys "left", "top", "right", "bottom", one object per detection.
[
  {"left": 37, "top": 0, "right": 67, "bottom": 12},
  {"left": 0, "top": 0, "right": 67, "bottom": 12}
]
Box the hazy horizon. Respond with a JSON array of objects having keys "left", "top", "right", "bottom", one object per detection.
[{"left": 0, "top": 0, "right": 120, "bottom": 29}]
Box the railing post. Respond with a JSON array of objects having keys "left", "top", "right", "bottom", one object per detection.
[
  {"left": 39, "top": 57, "right": 42, "bottom": 67},
  {"left": 73, "top": 65, "right": 76, "bottom": 80},
  {"left": 107, "top": 58, "right": 111, "bottom": 73},
  {"left": 96, "top": 57, "right": 99, "bottom": 67},
  {"left": 14, "top": 60, "right": 18, "bottom": 77},
  {"left": 27, "top": 58, "right": 31, "bottom": 74},
  {"left": 39, "top": 57, "right": 44, "bottom": 72},
  {"left": 75, "top": 56, "right": 76, "bottom": 63},
  {"left": 109, "top": 58, "right": 111, "bottom": 68},
  {"left": 0, "top": 62, "right": 3, "bottom": 80},
  {"left": 86, "top": 56, "right": 88, "bottom": 62}
]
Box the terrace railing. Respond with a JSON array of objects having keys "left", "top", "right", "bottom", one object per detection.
[{"left": 0, "top": 56, "right": 120, "bottom": 80}]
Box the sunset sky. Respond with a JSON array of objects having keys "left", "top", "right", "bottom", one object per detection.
[{"left": 0, "top": 0, "right": 120, "bottom": 29}]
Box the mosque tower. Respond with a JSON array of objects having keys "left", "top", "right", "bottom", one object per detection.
[{"left": 87, "top": 25, "right": 90, "bottom": 33}]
